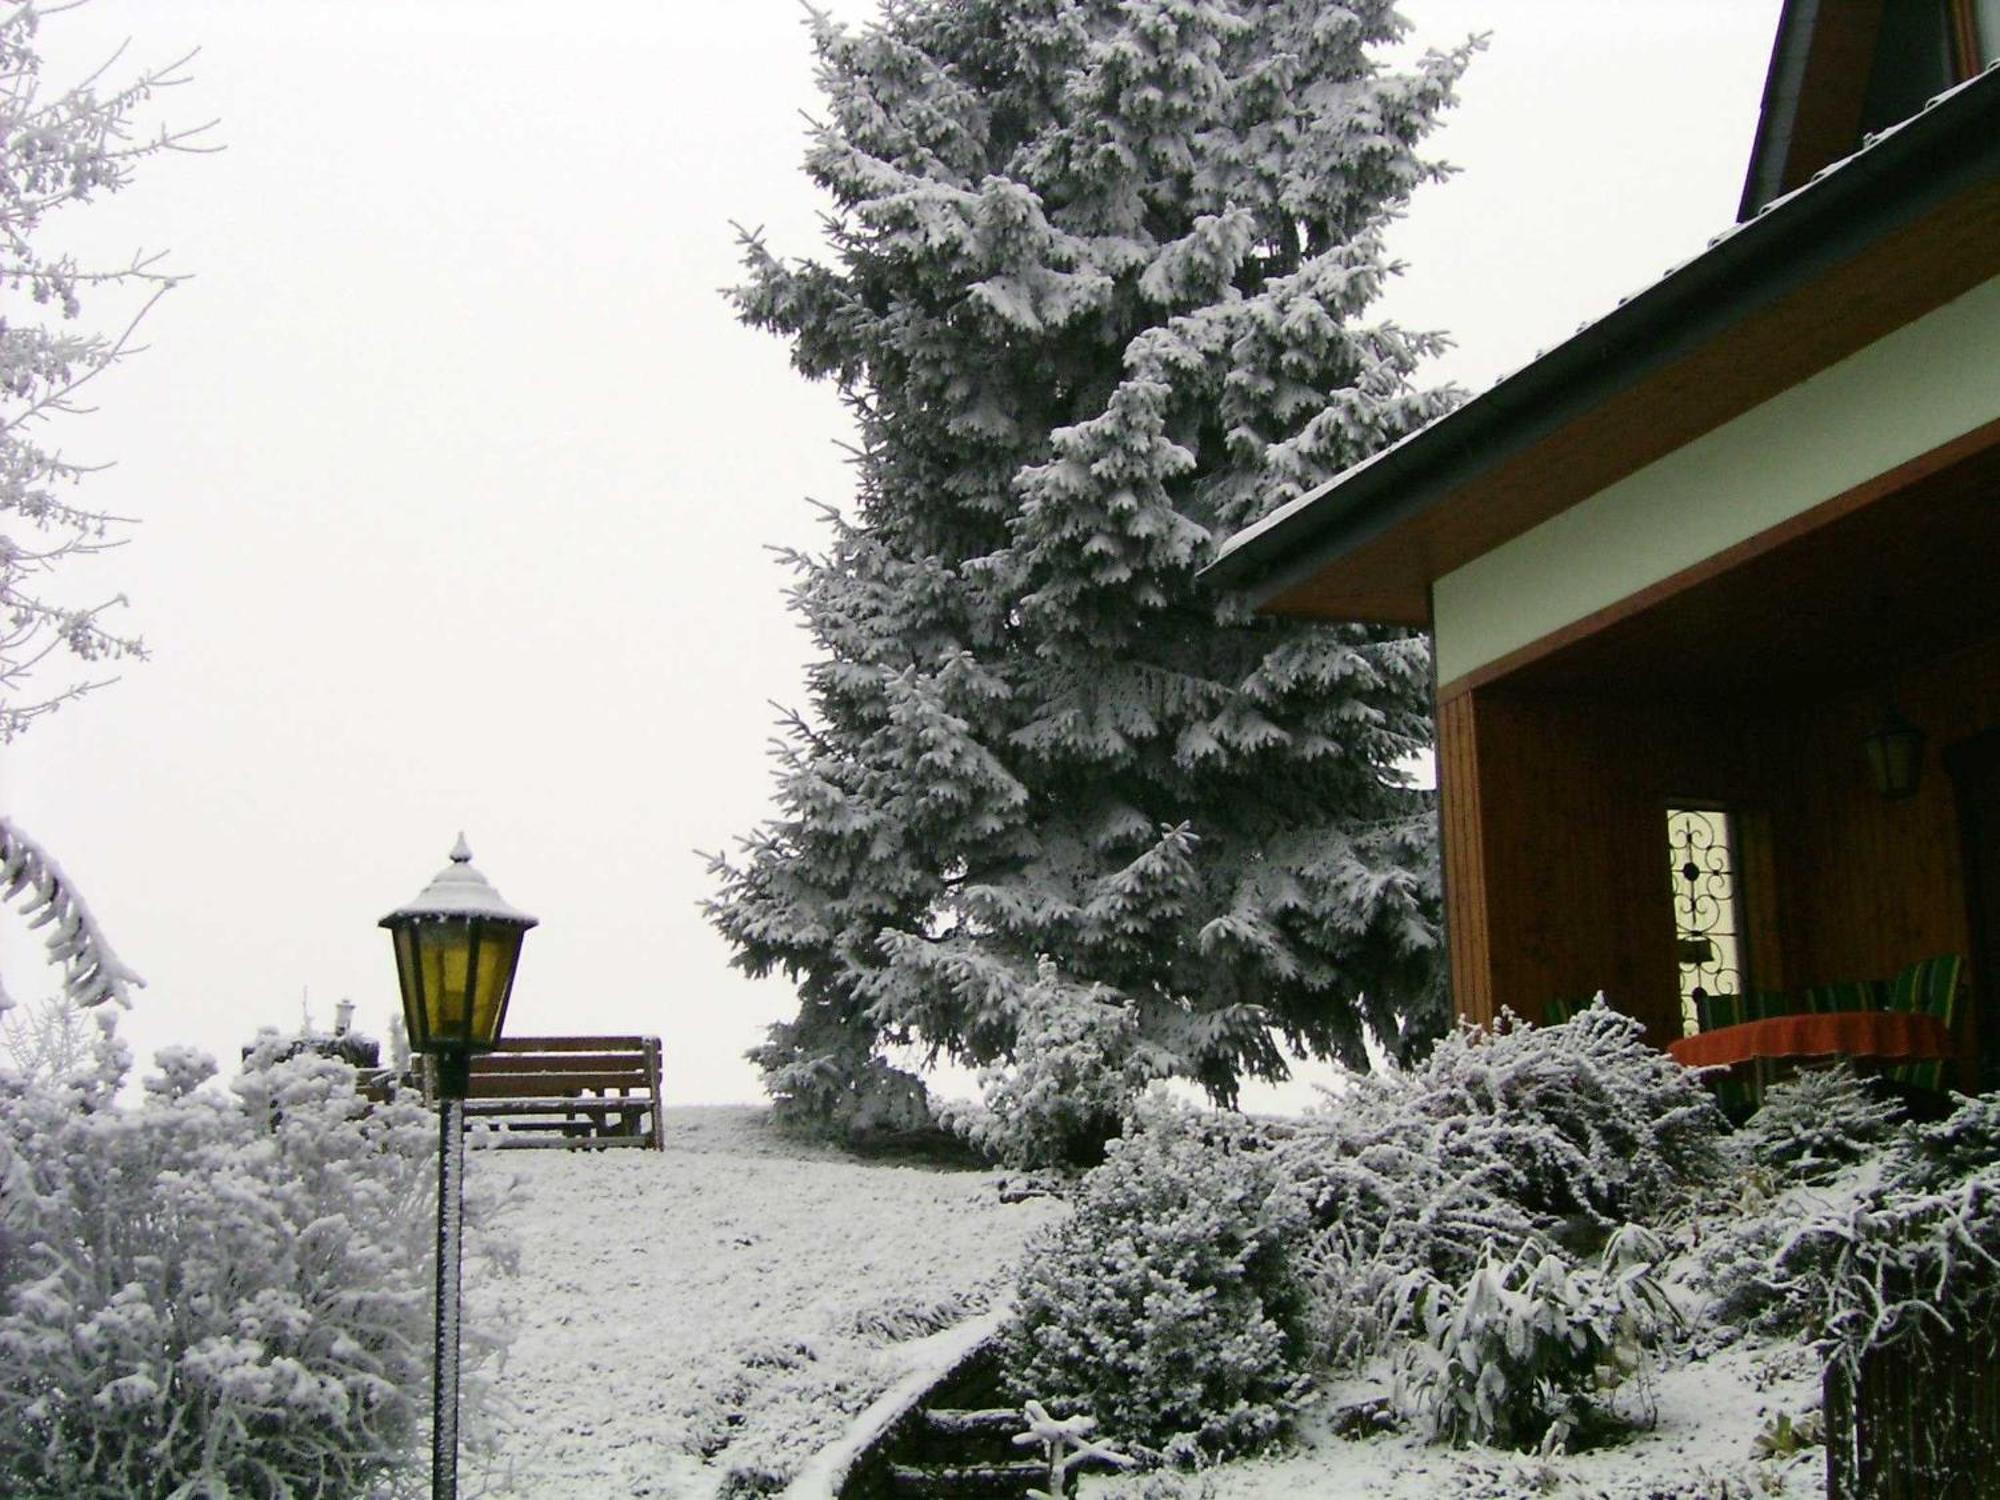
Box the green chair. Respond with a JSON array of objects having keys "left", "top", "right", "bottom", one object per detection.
[
  {"left": 1886, "top": 955, "right": 1964, "bottom": 1092},
  {"left": 1749, "top": 989, "right": 1808, "bottom": 1020},
  {"left": 1805, "top": 979, "right": 1885, "bottom": 1015},
  {"left": 1696, "top": 991, "right": 1746, "bottom": 1033},
  {"left": 1541, "top": 994, "right": 1597, "bottom": 1026}
]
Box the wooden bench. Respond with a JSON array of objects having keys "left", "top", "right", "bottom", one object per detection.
[{"left": 430, "top": 1036, "right": 665, "bottom": 1150}]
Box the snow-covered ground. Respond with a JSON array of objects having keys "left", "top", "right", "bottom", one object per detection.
[
  {"left": 1081, "top": 1341, "right": 1825, "bottom": 1498},
  {"left": 462, "top": 1107, "right": 1062, "bottom": 1498},
  {"left": 466, "top": 1105, "right": 1836, "bottom": 1500}
]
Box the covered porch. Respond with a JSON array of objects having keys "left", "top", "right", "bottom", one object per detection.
[
  {"left": 1436, "top": 426, "right": 1999, "bottom": 1091},
  {"left": 1202, "top": 60, "right": 2000, "bottom": 1093}
]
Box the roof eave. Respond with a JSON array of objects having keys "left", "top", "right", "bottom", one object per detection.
[{"left": 1202, "top": 68, "right": 2000, "bottom": 611}]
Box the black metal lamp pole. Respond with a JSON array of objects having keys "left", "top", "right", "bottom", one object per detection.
[
  {"left": 430, "top": 1061, "right": 469, "bottom": 1500},
  {"left": 381, "top": 836, "right": 537, "bottom": 1500}
]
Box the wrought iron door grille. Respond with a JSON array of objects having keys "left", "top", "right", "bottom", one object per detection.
[{"left": 1667, "top": 807, "right": 1745, "bottom": 1037}]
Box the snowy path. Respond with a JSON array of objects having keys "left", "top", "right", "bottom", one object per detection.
[{"left": 463, "top": 1106, "right": 1061, "bottom": 1499}]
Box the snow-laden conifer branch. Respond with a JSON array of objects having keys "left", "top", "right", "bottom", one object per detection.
[{"left": 0, "top": 815, "right": 142, "bottom": 1012}]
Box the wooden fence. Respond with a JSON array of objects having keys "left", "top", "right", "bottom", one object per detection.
[{"left": 1826, "top": 1326, "right": 2000, "bottom": 1498}]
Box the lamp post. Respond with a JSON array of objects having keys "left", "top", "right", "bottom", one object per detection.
[{"left": 381, "top": 835, "right": 537, "bottom": 1500}]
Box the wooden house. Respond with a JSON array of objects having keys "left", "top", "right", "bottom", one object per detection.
[{"left": 1206, "top": 1, "right": 2000, "bottom": 1090}]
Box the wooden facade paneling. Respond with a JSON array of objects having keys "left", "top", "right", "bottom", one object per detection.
[
  {"left": 1768, "top": 631, "right": 1999, "bottom": 1084},
  {"left": 1437, "top": 629, "right": 1998, "bottom": 1073},
  {"left": 1436, "top": 692, "right": 1494, "bottom": 1029},
  {"left": 1437, "top": 686, "right": 1776, "bottom": 1042}
]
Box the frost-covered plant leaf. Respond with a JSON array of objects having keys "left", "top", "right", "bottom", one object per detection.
[{"left": 1399, "top": 1233, "right": 1677, "bottom": 1452}]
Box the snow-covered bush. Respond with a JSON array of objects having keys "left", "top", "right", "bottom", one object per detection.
[
  {"left": 938, "top": 966, "right": 1158, "bottom": 1168},
  {"left": 747, "top": 1014, "right": 935, "bottom": 1147},
  {"left": 1399, "top": 1227, "right": 1678, "bottom": 1452},
  {"left": 1704, "top": 1091, "right": 2000, "bottom": 1347},
  {"left": 1728, "top": 1064, "right": 1901, "bottom": 1184},
  {"left": 0, "top": 1029, "right": 512, "bottom": 1498},
  {"left": 1882, "top": 1088, "right": 2000, "bottom": 1194},
  {"left": 1283, "top": 1005, "right": 1724, "bottom": 1364},
  {"left": 1003, "top": 1096, "right": 1310, "bottom": 1462}
]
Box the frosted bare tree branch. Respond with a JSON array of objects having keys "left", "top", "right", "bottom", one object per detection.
[{"left": 0, "top": 0, "right": 215, "bottom": 740}]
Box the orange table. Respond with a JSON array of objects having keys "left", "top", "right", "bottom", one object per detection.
[{"left": 1668, "top": 1009, "right": 1952, "bottom": 1072}]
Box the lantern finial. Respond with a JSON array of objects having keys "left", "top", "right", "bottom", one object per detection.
[{"left": 450, "top": 832, "right": 473, "bottom": 863}]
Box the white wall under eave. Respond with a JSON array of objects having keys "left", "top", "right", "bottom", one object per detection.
[{"left": 1431, "top": 269, "right": 2000, "bottom": 691}]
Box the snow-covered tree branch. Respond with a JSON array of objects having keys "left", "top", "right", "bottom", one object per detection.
[
  {"left": 0, "top": 0, "right": 214, "bottom": 740},
  {"left": 0, "top": 814, "right": 143, "bottom": 1014}
]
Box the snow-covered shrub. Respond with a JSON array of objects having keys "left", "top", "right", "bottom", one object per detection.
[
  {"left": 0, "top": 1031, "right": 512, "bottom": 1498},
  {"left": 1399, "top": 1226, "right": 1678, "bottom": 1452},
  {"left": 1283, "top": 1005, "right": 1724, "bottom": 1365},
  {"left": 747, "top": 1015, "right": 935, "bottom": 1147},
  {"left": 1882, "top": 1088, "right": 2000, "bottom": 1194},
  {"left": 1003, "top": 1096, "right": 1310, "bottom": 1462},
  {"left": 938, "top": 966, "right": 1158, "bottom": 1168},
  {"left": 1729, "top": 1064, "right": 1901, "bottom": 1184},
  {"left": 1705, "top": 1091, "right": 2000, "bottom": 1347}
]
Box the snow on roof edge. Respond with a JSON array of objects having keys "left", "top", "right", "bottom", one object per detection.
[{"left": 1213, "top": 59, "right": 2000, "bottom": 574}]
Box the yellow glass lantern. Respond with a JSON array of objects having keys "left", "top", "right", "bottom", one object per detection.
[{"left": 380, "top": 834, "right": 538, "bottom": 1096}]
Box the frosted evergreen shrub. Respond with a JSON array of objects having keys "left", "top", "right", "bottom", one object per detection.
[
  {"left": 1704, "top": 1091, "right": 2000, "bottom": 1346},
  {"left": 1399, "top": 1227, "right": 1678, "bottom": 1452},
  {"left": 937, "top": 966, "right": 1158, "bottom": 1168},
  {"left": 746, "top": 1017, "right": 934, "bottom": 1147},
  {"left": 0, "top": 1027, "right": 511, "bottom": 1498},
  {"left": 1882, "top": 1088, "right": 2000, "bottom": 1194},
  {"left": 1729, "top": 1063, "right": 1901, "bottom": 1184},
  {"left": 1002, "top": 1096, "right": 1310, "bottom": 1462}
]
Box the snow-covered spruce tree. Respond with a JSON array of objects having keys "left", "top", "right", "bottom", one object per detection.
[{"left": 710, "top": 0, "right": 1472, "bottom": 1143}]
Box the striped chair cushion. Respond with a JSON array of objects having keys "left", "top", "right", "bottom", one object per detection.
[
  {"left": 1887, "top": 955, "right": 1964, "bottom": 1091},
  {"left": 1749, "top": 989, "right": 1807, "bottom": 1020},
  {"left": 1805, "top": 979, "right": 1885, "bottom": 1015}
]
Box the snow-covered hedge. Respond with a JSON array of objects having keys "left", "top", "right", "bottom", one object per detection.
[
  {"left": 0, "top": 1026, "right": 511, "bottom": 1498},
  {"left": 1003, "top": 1096, "right": 1311, "bottom": 1462}
]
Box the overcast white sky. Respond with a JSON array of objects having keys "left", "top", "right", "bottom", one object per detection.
[{"left": 2, "top": 0, "right": 1781, "bottom": 1107}]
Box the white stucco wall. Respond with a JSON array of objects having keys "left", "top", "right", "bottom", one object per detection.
[{"left": 1432, "top": 270, "right": 2000, "bottom": 690}]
